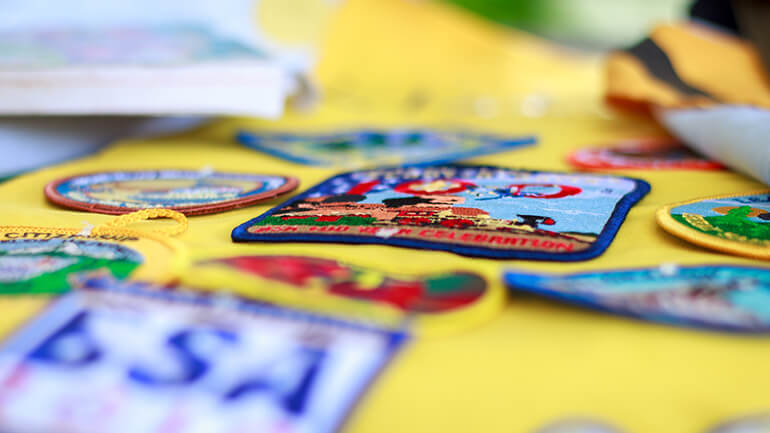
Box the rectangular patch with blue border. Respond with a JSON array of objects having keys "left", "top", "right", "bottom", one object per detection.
[{"left": 232, "top": 165, "right": 650, "bottom": 261}]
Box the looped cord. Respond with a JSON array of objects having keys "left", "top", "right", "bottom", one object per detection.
[{"left": 97, "top": 209, "right": 188, "bottom": 237}]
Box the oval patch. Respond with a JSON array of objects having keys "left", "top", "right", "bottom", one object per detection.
[{"left": 45, "top": 170, "right": 299, "bottom": 216}]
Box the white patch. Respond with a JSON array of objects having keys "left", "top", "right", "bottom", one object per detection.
[{"left": 375, "top": 228, "right": 399, "bottom": 239}]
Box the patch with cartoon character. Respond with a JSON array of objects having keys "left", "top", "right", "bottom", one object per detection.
[
  {"left": 45, "top": 170, "right": 299, "bottom": 216},
  {"left": 237, "top": 128, "right": 536, "bottom": 168},
  {"left": 232, "top": 165, "right": 649, "bottom": 260},
  {"left": 657, "top": 191, "right": 770, "bottom": 260},
  {"left": 506, "top": 265, "right": 770, "bottom": 332},
  {"left": 185, "top": 254, "right": 504, "bottom": 335},
  {"left": 567, "top": 137, "right": 723, "bottom": 171}
]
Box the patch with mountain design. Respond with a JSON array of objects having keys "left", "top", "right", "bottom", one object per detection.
[
  {"left": 657, "top": 191, "right": 770, "bottom": 260},
  {"left": 232, "top": 165, "right": 649, "bottom": 260}
]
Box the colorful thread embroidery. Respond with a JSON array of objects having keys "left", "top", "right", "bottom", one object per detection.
[
  {"left": 0, "top": 238, "right": 142, "bottom": 294},
  {"left": 0, "top": 275, "right": 406, "bottom": 433},
  {"left": 656, "top": 191, "right": 770, "bottom": 260},
  {"left": 506, "top": 265, "right": 770, "bottom": 332},
  {"left": 237, "top": 129, "right": 536, "bottom": 168},
  {"left": 45, "top": 170, "right": 299, "bottom": 216},
  {"left": 0, "top": 209, "right": 188, "bottom": 294},
  {"left": 567, "top": 137, "right": 723, "bottom": 170},
  {"left": 189, "top": 254, "right": 503, "bottom": 334},
  {"left": 232, "top": 165, "right": 649, "bottom": 260}
]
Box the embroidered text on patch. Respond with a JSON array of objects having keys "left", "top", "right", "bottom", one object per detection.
[
  {"left": 232, "top": 166, "right": 649, "bottom": 260},
  {"left": 0, "top": 276, "right": 407, "bottom": 433}
]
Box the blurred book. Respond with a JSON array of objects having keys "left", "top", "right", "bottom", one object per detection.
[{"left": 0, "top": 25, "right": 291, "bottom": 117}]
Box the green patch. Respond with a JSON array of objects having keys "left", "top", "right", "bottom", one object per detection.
[
  {"left": 0, "top": 254, "right": 141, "bottom": 295},
  {"left": 674, "top": 206, "right": 770, "bottom": 242},
  {"left": 255, "top": 215, "right": 377, "bottom": 226}
]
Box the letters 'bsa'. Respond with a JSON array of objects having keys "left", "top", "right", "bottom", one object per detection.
[
  {"left": 232, "top": 165, "right": 650, "bottom": 260},
  {"left": 0, "top": 276, "right": 406, "bottom": 433}
]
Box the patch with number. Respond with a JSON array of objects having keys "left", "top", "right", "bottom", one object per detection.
[
  {"left": 187, "top": 254, "right": 503, "bottom": 334},
  {"left": 232, "top": 165, "right": 649, "bottom": 260},
  {"left": 567, "top": 137, "right": 723, "bottom": 170},
  {"left": 506, "top": 265, "right": 770, "bottom": 332},
  {"left": 237, "top": 129, "right": 536, "bottom": 168},
  {"left": 0, "top": 235, "right": 142, "bottom": 295},
  {"left": 0, "top": 276, "right": 407, "bottom": 433},
  {"left": 657, "top": 191, "right": 770, "bottom": 260},
  {"left": 45, "top": 170, "right": 299, "bottom": 216}
]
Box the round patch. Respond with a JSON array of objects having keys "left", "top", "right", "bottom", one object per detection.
[
  {"left": 533, "top": 418, "right": 625, "bottom": 433},
  {"left": 506, "top": 265, "right": 770, "bottom": 332},
  {"left": 706, "top": 414, "right": 770, "bottom": 433},
  {"left": 45, "top": 170, "right": 299, "bottom": 216},
  {"left": 182, "top": 253, "right": 505, "bottom": 335},
  {"left": 0, "top": 238, "right": 141, "bottom": 294},
  {"left": 656, "top": 191, "right": 770, "bottom": 260},
  {"left": 0, "top": 226, "right": 184, "bottom": 294},
  {"left": 567, "top": 137, "right": 723, "bottom": 170}
]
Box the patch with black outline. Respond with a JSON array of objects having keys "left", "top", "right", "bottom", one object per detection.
[
  {"left": 567, "top": 137, "right": 723, "bottom": 170},
  {"left": 237, "top": 128, "right": 536, "bottom": 168},
  {"left": 0, "top": 275, "right": 407, "bottom": 433},
  {"left": 187, "top": 254, "right": 503, "bottom": 335},
  {"left": 506, "top": 264, "right": 770, "bottom": 332},
  {"left": 45, "top": 170, "right": 299, "bottom": 216},
  {"left": 657, "top": 191, "right": 770, "bottom": 260},
  {"left": 232, "top": 165, "right": 649, "bottom": 260}
]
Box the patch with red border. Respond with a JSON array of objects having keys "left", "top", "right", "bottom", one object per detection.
[{"left": 567, "top": 137, "right": 723, "bottom": 170}]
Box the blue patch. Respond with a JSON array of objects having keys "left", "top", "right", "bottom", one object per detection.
[
  {"left": 0, "top": 275, "right": 407, "bottom": 433},
  {"left": 237, "top": 129, "right": 536, "bottom": 168},
  {"left": 505, "top": 265, "right": 770, "bottom": 332},
  {"left": 232, "top": 165, "right": 649, "bottom": 260}
]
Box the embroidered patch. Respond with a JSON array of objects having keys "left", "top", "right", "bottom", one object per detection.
[
  {"left": 45, "top": 170, "right": 299, "bottom": 216},
  {"left": 232, "top": 165, "right": 649, "bottom": 260},
  {"left": 0, "top": 276, "right": 407, "bottom": 433},
  {"left": 187, "top": 254, "right": 503, "bottom": 335},
  {"left": 237, "top": 129, "right": 536, "bottom": 168},
  {"left": 534, "top": 418, "right": 625, "bottom": 433},
  {"left": 656, "top": 191, "right": 770, "bottom": 260},
  {"left": 0, "top": 234, "right": 142, "bottom": 295},
  {"left": 705, "top": 414, "right": 770, "bottom": 433},
  {"left": 506, "top": 264, "right": 770, "bottom": 332},
  {"left": 567, "top": 137, "right": 723, "bottom": 170}
]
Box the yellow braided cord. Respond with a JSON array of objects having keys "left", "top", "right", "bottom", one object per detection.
[{"left": 97, "top": 209, "right": 188, "bottom": 237}]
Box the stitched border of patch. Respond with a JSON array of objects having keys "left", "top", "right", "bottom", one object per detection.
[
  {"left": 567, "top": 137, "right": 724, "bottom": 171},
  {"left": 505, "top": 265, "right": 770, "bottom": 333},
  {"left": 236, "top": 129, "right": 537, "bottom": 167},
  {"left": 656, "top": 190, "right": 770, "bottom": 260},
  {"left": 232, "top": 165, "right": 650, "bottom": 261},
  {"left": 45, "top": 170, "right": 299, "bottom": 216}
]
